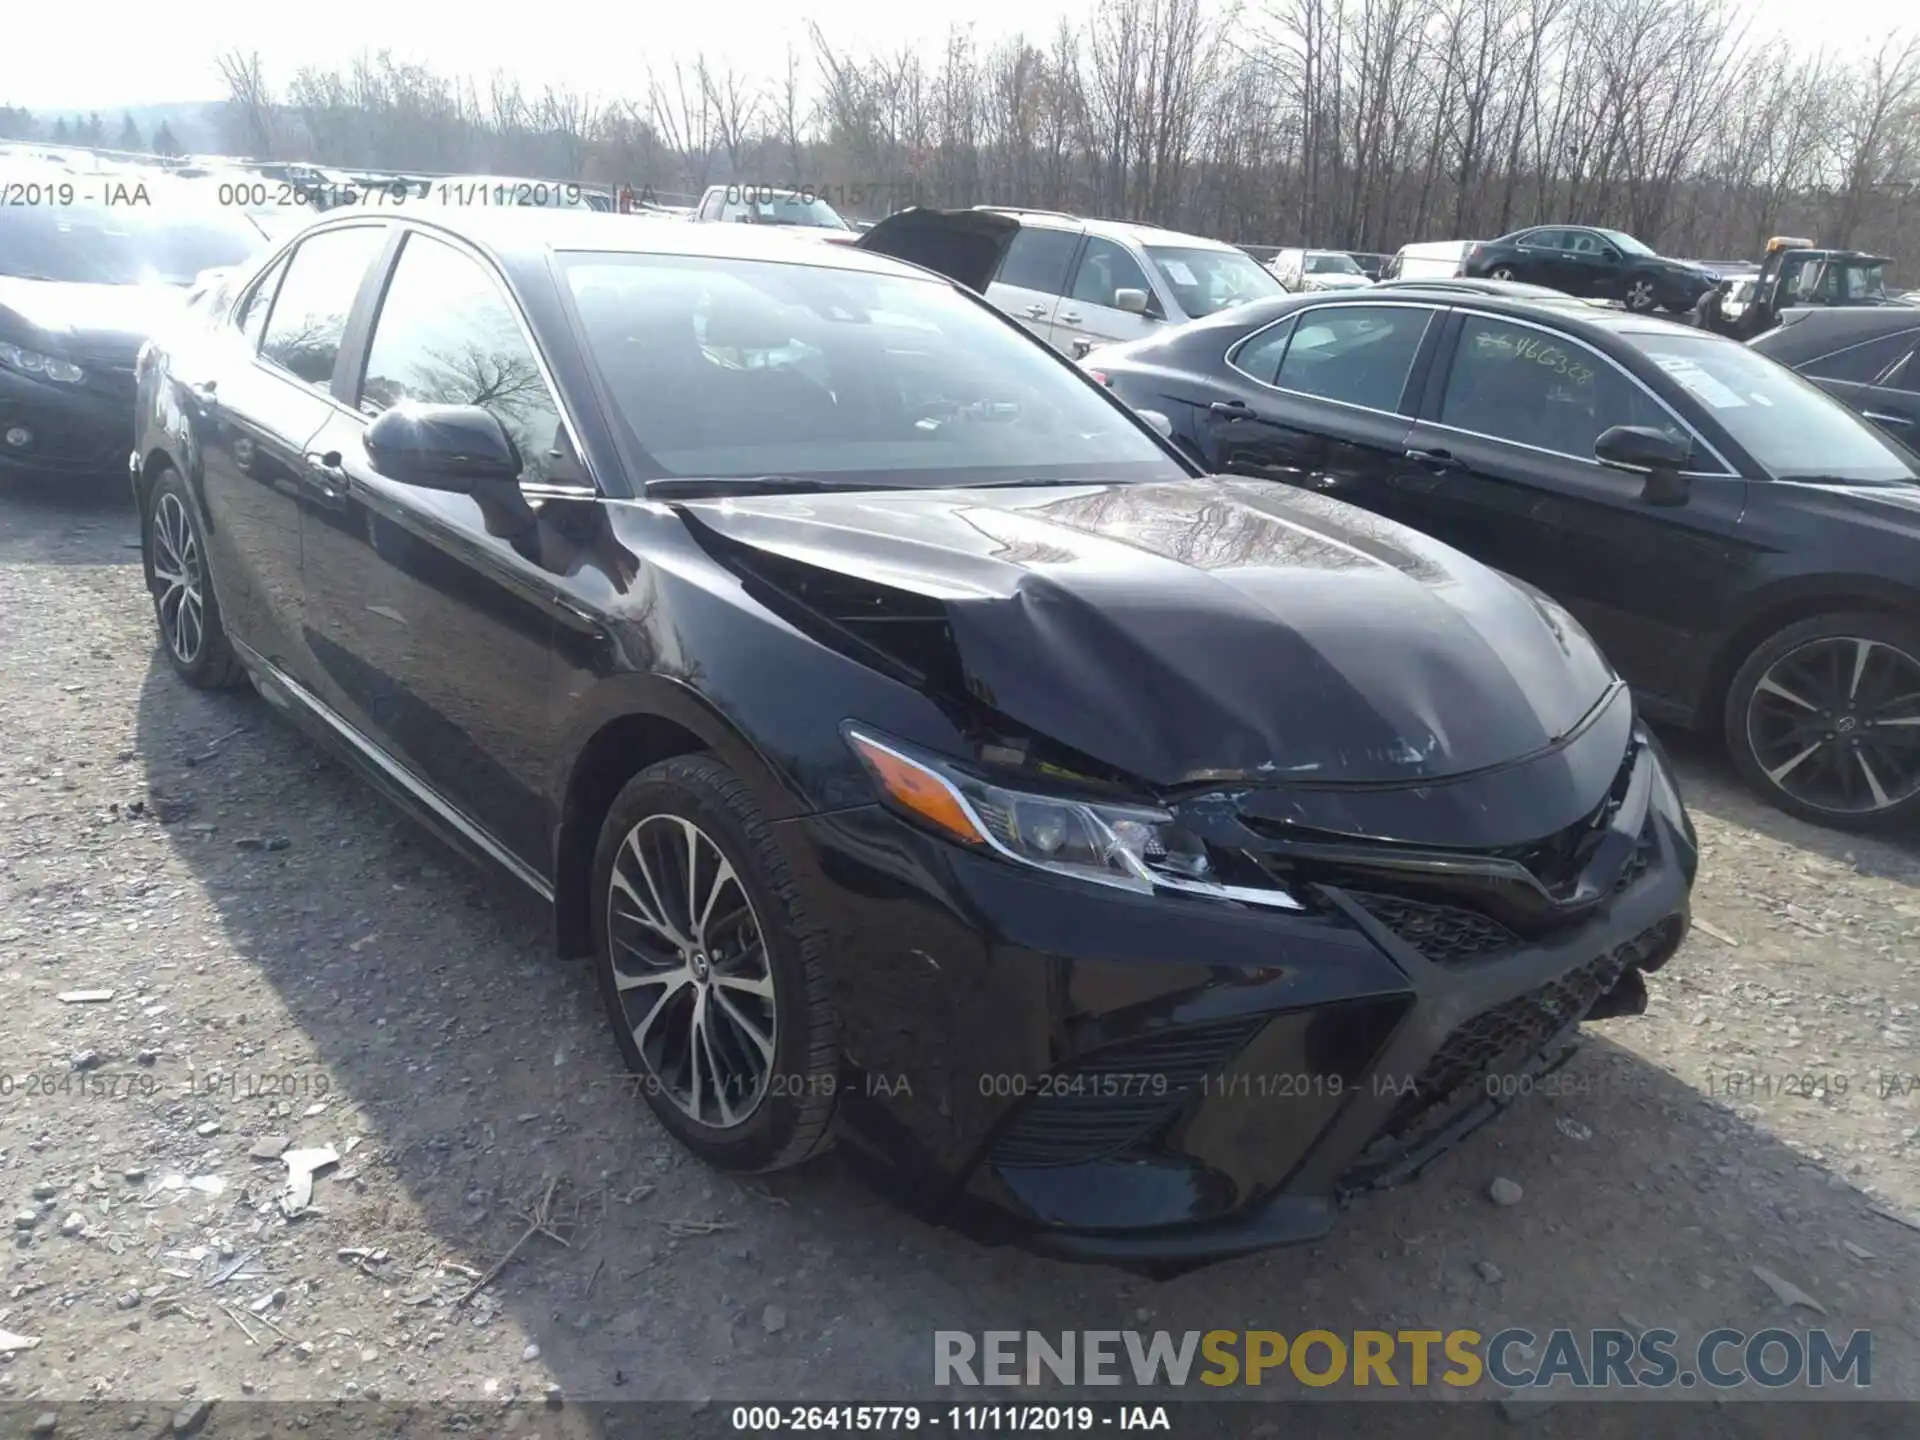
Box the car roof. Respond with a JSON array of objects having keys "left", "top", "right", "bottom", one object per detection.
[
  {"left": 1750, "top": 306, "right": 1920, "bottom": 364},
  {"left": 973, "top": 206, "right": 1243, "bottom": 252},
  {"left": 284, "top": 207, "right": 944, "bottom": 284}
]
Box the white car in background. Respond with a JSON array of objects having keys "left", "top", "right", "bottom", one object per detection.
[
  {"left": 859, "top": 206, "right": 1286, "bottom": 357},
  {"left": 1267, "top": 248, "right": 1375, "bottom": 293}
]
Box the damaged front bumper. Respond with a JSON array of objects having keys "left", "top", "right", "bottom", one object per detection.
[{"left": 776, "top": 719, "right": 1694, "bottom": 1272}]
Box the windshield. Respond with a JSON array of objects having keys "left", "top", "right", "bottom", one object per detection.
[
  {"left": 1598, "top": 229, "right": 1656, "bottom": 259},
  {"left": 562, "top": 252, "right": 1186, "bottom": 486},
  {"left": 1305, "top": 253, "right": 1363, "bottom": 275},
  {"left": 0, "top": 198, "right": 264, "bottom": 285},
  {"left": 1624, "top": 331, "right": 1915, "bottom": 482},
  {"left": 729, "top": 194, "right": 850, "bottom": 230},
  {"left": 1145, "top": 246, "right": 1283, "bottom": 317}
]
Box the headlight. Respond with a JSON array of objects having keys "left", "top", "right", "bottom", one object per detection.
[
  {"left": 845, "top": 726, "right": 1301, "bottom": 910},
  {"left": 0, "top": 342, "right": 85, "bottom": 384}
]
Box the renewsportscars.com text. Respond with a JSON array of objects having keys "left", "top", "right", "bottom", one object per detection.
[{"left": 933, "top": 1328, "right": 1872, "bottom": 1390}]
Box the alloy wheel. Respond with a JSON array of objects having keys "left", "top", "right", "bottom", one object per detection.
[
  {"left": 151, "top": 492, "right": 206, "bottom": 665},
  {"left": 605, "top": 814, "right": 776, "bottom": 1129},
  {"left": 1626, "top": 279, "right": 1656, "bottom": 311},
  {"left": 1489, "top": 266, "right": 1516, "bottom": 281},
  {"left": 1745, "top": 635, "right": 1920, "bottom": 816}
]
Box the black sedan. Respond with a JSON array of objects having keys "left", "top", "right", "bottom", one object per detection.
[
  {"left": 133, "top": 209, "right": 1695, "bottom": 1269},
  {"left": 1080, "top": 290, "right": 1920, "bottom": 830},
  {"left": 1463, "top": 226, "right": 1718, "bottom": 313},
  {"left": 1749, "top": 307, "right": 1920, "bottom": 437},
  {"left": 0, "top": 173, "right": 266, "bottom": 487}
]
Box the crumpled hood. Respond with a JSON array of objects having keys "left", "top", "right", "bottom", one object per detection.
[
  {"left": 0, "top": 277, "right": 186, "bottom": 360},
  {"left": 681, "top": 477, "right": 1619, "bottom": 788}
]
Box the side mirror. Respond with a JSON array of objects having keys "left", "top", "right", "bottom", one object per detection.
[
  {"left": 365, "top": 403, "right": 521, "bottom": 492},
  {"left": 1601, "top": 246, "right": 1621, "bottom": 261},
  {"left": 1136, "top": 408, "right": 1174, "bottom": 438},
  {"left": 1594, "top": 424, "right": 1691, "bottom": 506},
  {"left": 1114, "top": 287, "right": 1150, "bottom": 315}
]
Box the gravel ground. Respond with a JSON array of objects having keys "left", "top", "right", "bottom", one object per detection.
[{"left": 1, "top": 482, "right": 1917, "bottom": 1432}]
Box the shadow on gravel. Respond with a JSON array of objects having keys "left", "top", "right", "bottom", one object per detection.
[
  {"left": 1654, "top": 723, "right": 1920, "bottom": 884},
  {"left": 127, "top": 646, "right": 1920, "bottom": 1414},
  {"left": 0, "top": 475, "right": 138, "bottom": 567}
]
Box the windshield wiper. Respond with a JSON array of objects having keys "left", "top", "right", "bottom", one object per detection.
[{"left": 643, "top": 475, "right": 893, "bottom": 499}]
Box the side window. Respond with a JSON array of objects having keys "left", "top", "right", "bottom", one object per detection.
[
  {"left": 995, "top": 227, "right": 1080, "bottom": 296},
  {"left": 1439, "top": 316, "right": 1683, "bottom": 461},
  {"left": 1068, "top": 238, "right": 1155, "bottom": 310},
  {"left": 1802, "top": 331, "right": 1920, "bottom": 386},
  {"left": 1520, "top": 229, "right": 1567, "bottom": 250},
  {"left": 698, "top": 191, "right": 724, "bottom": 222},
  {"left": 259, "top": 227, "right": 387, "bottom": 390},
  {"left": 1273, "top": 305, "right": 1432, "bottom": 411},
  {"left": 236, "top": 254, "right": 289, "bottom": 351},
  {"left": 358, "top": 232, "right": 566, "bottom": 486},
  {"left": 1230, "top": 318, "right": 1296, "bottom": 385},
  {"left": 1565, "top": 231, "right": 1606, "bottom": 256}
]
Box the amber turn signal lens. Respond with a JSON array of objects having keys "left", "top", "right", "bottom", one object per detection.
[{"left": 847, "top": 733, "right": 987, "bottom": 845}]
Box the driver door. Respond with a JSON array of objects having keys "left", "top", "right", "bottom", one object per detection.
[
  {"left": 300, "top": 228, "right": 583, "bottom": 872},
  {"left": 1049, "top": 237, "right": 1161, "bottom": 355},
  {"left": 1393, "top": 311, "right": 1752, "bottom": 710}
]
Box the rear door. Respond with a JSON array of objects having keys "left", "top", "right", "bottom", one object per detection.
[
  {"left": 1194, "top": 300, "right": 1440, "bottom": 512},
  {"left": 192, "top": 224, "right": 389, "bottom": 686},
  {"left": 1510, "top": 229, "right": 1570, "bottom": 288},
  {"left": 1050, "top": 236, "right": 1162, "bottom": 355},
  {"left": 1397, "top": 309, "right": 1750, "bottom": 707},
  {"left": 985, "top": 223, "right": 1083, "bottom": 341}
]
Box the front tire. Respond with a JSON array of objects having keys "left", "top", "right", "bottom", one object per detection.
[
  {"left": 1723, "top": 613, "right": 1920, "bottom": 830},
  {"left": 1624, "top": 277, "right": 1659, "bottom": 312},
  {"left": 142, "top": 468, "right": 245, "bottom": 689},
  {"left": 1488, "top": 266, "right": 1517, "bottom": 282},
  {"left": 590, "top": 755, "right": 839, "bottom": 1172}
]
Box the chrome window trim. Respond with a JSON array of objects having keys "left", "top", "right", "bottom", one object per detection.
[
  {"left": 1436, "top": 306, "right": 1739, "bottom": 478},
  {"left": 230, "top": 637, "right": 553, "bottom": 902},
  {"left": 1223, "top": 300, "right": 1445, "bottom": 419}
]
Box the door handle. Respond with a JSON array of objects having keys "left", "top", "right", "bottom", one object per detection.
[
  {"left": 303, "top": 450, "right": 347, "bottom": 490},
  {"left": 1209, "top": 399, "right": 1253, "bottom": 418},
  {"left": 1058, "top": 311, "right": 1083, "bottom": 324},
  {"left": 1022, "top": 304, "right": 1049, "bottom": 319},
  {"left": 1404, "top": 446, "right": 1461, "bottom": 471},
  {"left": 1862, "top": 410, "right": 1912, "bottom": 426}
]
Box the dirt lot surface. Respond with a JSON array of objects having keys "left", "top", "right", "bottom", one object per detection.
[{"left": 2, "top": 483, "right": 1917, "bottom": 1434}]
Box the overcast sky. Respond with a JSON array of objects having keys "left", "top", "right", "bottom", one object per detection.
[{"left": 2, "top": 0, "right": 1910, "bottom": 111}]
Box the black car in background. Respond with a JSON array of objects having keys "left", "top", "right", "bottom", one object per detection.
[
  {"left": 130, "top": 208, "right": 1694, "bottom": 1268},
  {"left": 1464, "top": 226, "right": 1718, "bottom": 314},
  {"left": 1081, "top": 291, "right": 1920, "bottom": 830},
  {"left": 1749, "top": 307, "right": 1920, "bottom": 436},
  {"left": 0, "top": 173, "right": 266, "bottom": 486}
]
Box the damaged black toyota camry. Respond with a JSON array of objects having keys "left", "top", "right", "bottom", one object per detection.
[{"left": 134, "top": 208, "right": 1697, "bottom": 1270}]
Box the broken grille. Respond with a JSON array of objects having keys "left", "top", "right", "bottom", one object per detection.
[{"left": 1348, "top": 891, "right": 1518, "bottom": 966}]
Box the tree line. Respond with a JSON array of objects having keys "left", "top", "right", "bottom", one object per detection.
[
  {"left": 0, "top": 107, "right": 182, "bottom": 155},
  {"left": 6, "top": 0, "right": 1918, "bottom": 266}
]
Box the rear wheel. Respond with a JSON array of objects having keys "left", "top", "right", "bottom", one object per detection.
[
  {"left": 590, "top": 755, "right": 839, "bottom": 1172},
  {"left": 1724, "top": 613, "right": 1920, "bottom": 830},
  {"left": 143, "top": 468, "right": 245, "bottom": 689},
  {"left": 1624, "top": 277, "right": 1659, "bottom": 312},
  {"left": 1489, "top": 266, "right": 1517, "bottom": 282}
]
